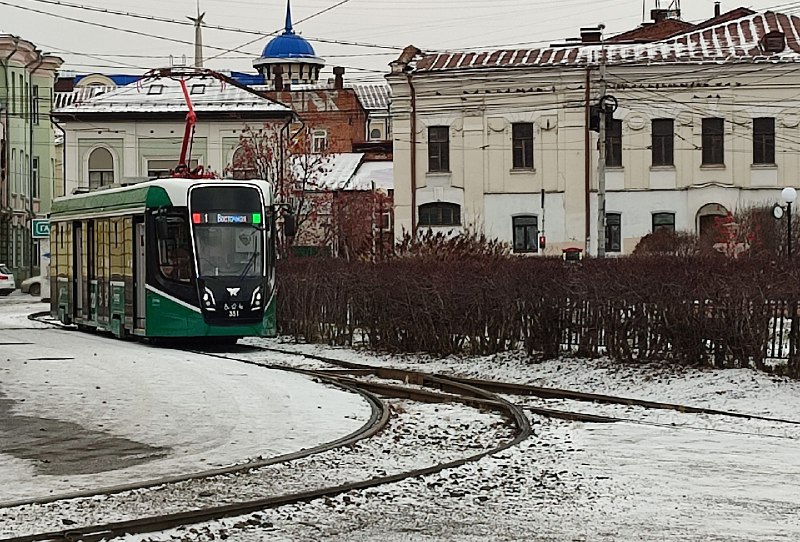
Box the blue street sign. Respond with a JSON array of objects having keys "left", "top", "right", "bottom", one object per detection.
[{"left": 32, "top": 219, "right": 50, "bottom": 239}]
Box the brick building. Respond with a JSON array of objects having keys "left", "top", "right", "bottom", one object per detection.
[{"left": 250, "top": 0, "right": 393, "bottom": 257}]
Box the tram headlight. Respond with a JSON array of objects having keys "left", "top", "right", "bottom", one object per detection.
[
  {"left": 251, "top": 286, "right": 262, "bottom": 310},
  {"left": 203, "top": 286, "right": 216, "bottom": 311}
]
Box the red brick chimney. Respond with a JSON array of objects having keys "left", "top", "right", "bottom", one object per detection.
[
  {"left": 580, "top": 27, "right": 602, "bottom": 43},
  {"left": 333, "top": 66, "right": 345, "bottom": 89}
]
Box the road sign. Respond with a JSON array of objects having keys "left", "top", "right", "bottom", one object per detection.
[{"left": 32, "top": 219, "right": 50, "bottom": 239}]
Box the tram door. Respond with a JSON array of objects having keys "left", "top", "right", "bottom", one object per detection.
[
  {"left": 134, "top": 221, "right": 146, "bottom": 330},
  {"left": 73, "top": 221, "right": 83, "bottom": 318},
  {"left": 86, "top": 220, "right": 95, "bottom": 321}
]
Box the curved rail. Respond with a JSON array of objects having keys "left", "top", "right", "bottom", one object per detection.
[
  {"left": 255, "top": 345, "right": 800, "bottom": 426},
  {"left": 4, "top": 318, "right": 389, "bottom": 509},
  {"left": 5, "top": 322, "right": 532, "bottom": 542}
]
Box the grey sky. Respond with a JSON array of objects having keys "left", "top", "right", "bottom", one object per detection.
[{"left": 1, "top": 0, "right": 794, "bottom": 83}]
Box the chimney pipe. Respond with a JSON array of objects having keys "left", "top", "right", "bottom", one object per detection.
[
  {"left": 580, "top": 27, "right": 602, "bottom": 44},
  {"left": 273, "top": 65, "right": 284, "bottom": 91},
  {"left": 333, "top": 66, "right": 345, "bottom": 89},
  {"left": 714, "top": 2, "right": 721, "bottom": 17},
  {"left": 650, "top": 9, "right": 668, "bottom": 22}
]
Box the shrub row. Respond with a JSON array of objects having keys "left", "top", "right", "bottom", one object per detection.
[{"left": 276, "top": 255, "right": 800, "bottom": 377}]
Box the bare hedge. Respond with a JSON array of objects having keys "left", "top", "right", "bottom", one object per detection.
[{"left": 276, "top": 255, "right": 800, "bottom": 377}]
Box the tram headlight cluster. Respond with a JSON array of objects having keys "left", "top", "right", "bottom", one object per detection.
[
  {"left": 203, "top": 286, "right": 217, "bottom": 311},
  {"left": 251, "top": 287, "right": 262, "bottom": 310}
]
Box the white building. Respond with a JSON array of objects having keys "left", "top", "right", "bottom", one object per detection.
[
  {"left": 52, "top": 71, "right": 292, "bottom": 196},
  {"left": 387, "top": 8, "right": 800, "bottom": 255}
]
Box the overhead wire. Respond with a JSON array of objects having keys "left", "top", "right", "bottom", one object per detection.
[{"left": 11, "top": 0, "right": 800, "bottom": 79}]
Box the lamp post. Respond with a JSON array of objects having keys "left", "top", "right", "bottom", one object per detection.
[{"left": 783, "top": 187, "right": 797, "bottom": 259}]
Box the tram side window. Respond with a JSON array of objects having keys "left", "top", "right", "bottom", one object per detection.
[{"left": 155, "top": 213, "right": 192, "bottom": 282}]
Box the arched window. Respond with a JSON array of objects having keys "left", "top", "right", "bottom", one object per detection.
[
  {"left": 419, "top": 202, "right": 461, "bottom": 227},
  {"left": 370, "top": 128, "right": 382, "bottom": 140},
  {"left": 231, "top": 146, "right": 258, "bottom": 180},
  {"left": 88, "top": 147, "right": 114, "bottom": 189}
]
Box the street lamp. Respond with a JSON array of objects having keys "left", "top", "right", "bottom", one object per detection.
[{"left": 774, "top": 187, "right": 797, "bottom": 259}]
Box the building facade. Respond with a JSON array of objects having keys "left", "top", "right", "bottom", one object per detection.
[
  {"left": 52, "top": 72, "right": 292, "bottom": 196},
  {"left": 387, "top": 9, "right": 800, "bottom": 256},
  {"left": 51, "top": 0, "right": 394, "bottom": 259},
  {"left": 0, "top": 35, "right": 61, "bottom": 279}
]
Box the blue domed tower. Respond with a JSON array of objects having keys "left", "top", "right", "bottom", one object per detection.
[{"left": 253, "top": 0, "right": 325, "bottom": 88}]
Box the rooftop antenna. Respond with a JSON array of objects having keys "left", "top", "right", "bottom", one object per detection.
[{"left": 188, "top": 0, "right": 205, "bottom": 68}]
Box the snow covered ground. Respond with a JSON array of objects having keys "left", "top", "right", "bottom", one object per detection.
[
  {"left": 0, "top": 294, "right": 371, "bottom": 502},
  {"left": 1, "top": 293, "right": 799, "bottom": 541}
]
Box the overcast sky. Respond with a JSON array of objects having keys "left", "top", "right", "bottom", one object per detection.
[{"left": 1, "top": 1, "right": 796, "bottom": 84}]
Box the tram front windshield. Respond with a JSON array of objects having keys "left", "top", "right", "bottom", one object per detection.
[{"left": 190, "top": 186, "right": 264, "bottom": 279}]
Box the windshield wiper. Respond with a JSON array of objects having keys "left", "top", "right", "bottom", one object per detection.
[{"left": 237, "top": 230, "right": 261, "bottom": 280}]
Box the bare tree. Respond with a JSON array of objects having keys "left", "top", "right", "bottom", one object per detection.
[
  {"left": 328, "top": 187, "right": 393, "bottom": 261},
  {"left": 227, "top": 123, "right": 332, "bottom": 255}
]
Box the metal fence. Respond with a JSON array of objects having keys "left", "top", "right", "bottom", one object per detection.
[{"left": 557, "top": 299, "right": 798, "bottom": 368}]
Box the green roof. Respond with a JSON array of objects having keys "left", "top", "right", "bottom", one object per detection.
[{"left": 50, "top": 185, "right": 172, "bottom": 219}]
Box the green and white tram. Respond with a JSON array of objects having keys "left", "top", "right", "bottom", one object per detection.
[{"left": 49, "top": 178, "right": 281, "bottom": 341}]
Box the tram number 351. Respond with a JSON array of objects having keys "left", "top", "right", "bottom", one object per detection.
[{"left": 224, "top": 303, "right": 244, "bottom": 318}]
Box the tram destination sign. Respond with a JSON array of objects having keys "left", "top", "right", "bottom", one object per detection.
[
  {"left": 32, "top": 219, "right": 50, "bottom": 239},
  {"left": 192, "top": 212, "right": 262, "bottom": 225}
]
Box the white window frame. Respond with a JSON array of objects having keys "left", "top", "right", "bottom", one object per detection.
[
  {"left": 87, "top": 146, "right": 116, "bottom": 189},
  {"left": 146, "top": 158, "right": 199, "bottom": 178},
  {"left": 312, "top": 130, "right": 327, "bottom": 153}
]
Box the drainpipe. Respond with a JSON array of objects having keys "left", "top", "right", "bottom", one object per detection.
[
  {"left": 584, "top": 67, "right": 592, "bottom": 253},
  {"left": 278, "top": 114, "right": 297, "bottom": 200},
  {"left": 2, "top": 38, "right": 19, "bottom": 218},
  {"left": 51, "top": 119, "right": 66, "bottom": 198},
  {"left": 27, "top": 55, "right": 44, "bottom": 277},
  {"left": 1, "top": 38, "right": 19, "bottom": 269},
  {"left": 406, "top": 73, "right": 417, "bottom": 236}
]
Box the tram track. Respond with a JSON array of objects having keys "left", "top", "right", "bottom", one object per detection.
[
  {"left": 12, "top": 314, "right": 799, "bottom": 541},
  {"left": 25, "top": 310, "right": 800, "bottom": 432},
  {"left": 228, "top": 343, "right": 800, "bottom": 427},
  {"left": 26, "top": 310, "right": 800, "bottom": 433},
  {"left": 3, "top": 316, "right": 531, "bottom": 542}
]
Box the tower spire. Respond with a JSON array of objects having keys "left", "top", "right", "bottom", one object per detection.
[
  {"left": 188, "top": 0, "right": 205, "bottom": 67},
  {"left": 285, "top": 0, "right": 293, "bottom": 34}
]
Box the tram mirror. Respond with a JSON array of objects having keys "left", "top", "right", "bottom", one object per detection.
[
  {"left": 283, "top": 213, "right": 297, "bottom": 238},
  {"left": 156, "top": 215, "right": 170, "bottom": 238}
]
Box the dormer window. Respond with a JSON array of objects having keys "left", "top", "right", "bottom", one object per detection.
[
  {"left": 761, "top": 31, "right": 785, "bottom": 53},
  {"left": 190, "top": 84, "right": 206, "bottom": 95},
  {"left": 148, "top": 84, "right": 164, "bottom": 95}
]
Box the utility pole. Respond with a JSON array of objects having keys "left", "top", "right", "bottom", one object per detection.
[{"left": 597, "top": 23, "right": 607, "bottom": 258}]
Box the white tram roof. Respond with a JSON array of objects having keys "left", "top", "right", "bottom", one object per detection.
[{"left": 51, "top": 178, "right": 272, "bottom": 219}]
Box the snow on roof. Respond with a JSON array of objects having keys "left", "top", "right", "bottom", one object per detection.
[
  {"left": 412, "top": 10, "right": 800, "bottom": 72},
  {"left": 299, "top": 152, "right": 364, "bottom": 191},
  {"left": 293, "top": 153, "right": 391, "bottom": 191},
  {"left": 296, "top": 154, "right": 393, "bottom": 192},
  {"left": 352, "top": 84, "right": 390, "bottom": 111},
  {"left": 53, "top": 86, "right": 116, "bottom": 109},
  {"left": 53, "top": 74, "right": 290, "bottom": 115},
  {"left": 249, "top": 82, "right": 390, "bottom": 111},
  {"left": 350, "top": 160, "right": 393, "bottom": 191}
]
